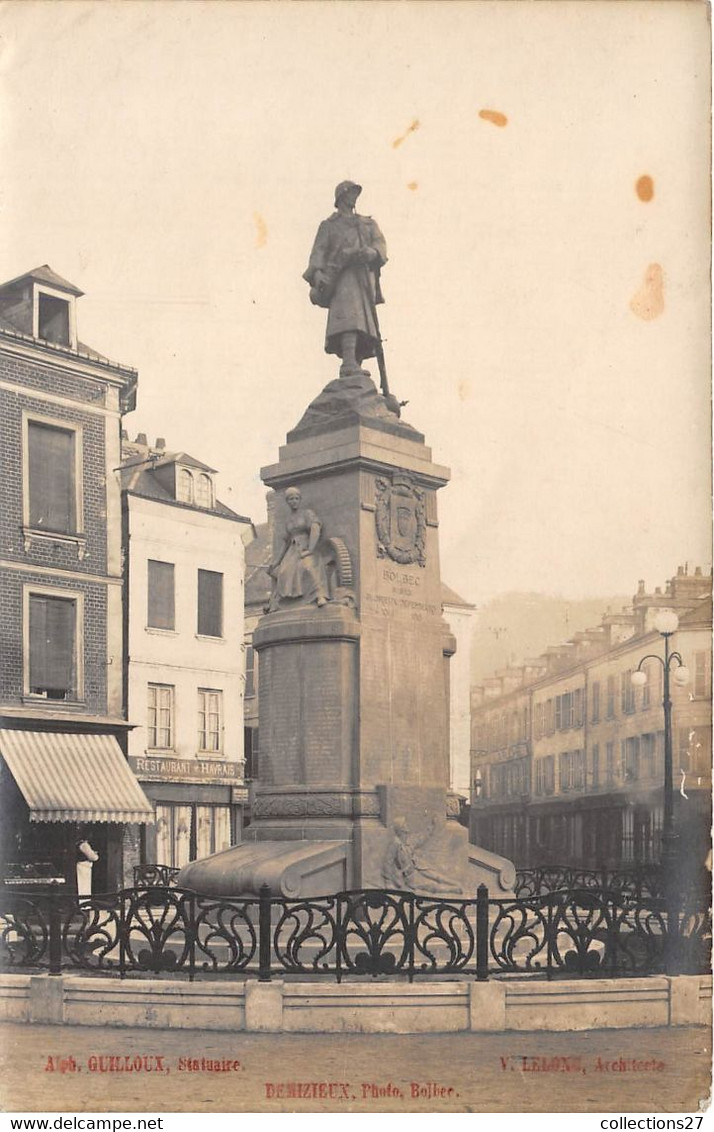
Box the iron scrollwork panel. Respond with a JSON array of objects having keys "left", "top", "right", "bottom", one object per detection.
[
  {"left": 193, "top": 897, "right": 258, "bottom": 973},
  {"left": 121, "top": 887, "right": 193, "bottom": 973},
  {"left": 272, "top": 896, "right": 339, "bottom": 974},
  {"left": 337, "top": 891, "right": 412, "bottom": 977},
  {"left": 412, "top": 896, "right": 476, "bottom": 974},
  {"left": 0, "top": 894, "right": 49, "bottom": 968}
]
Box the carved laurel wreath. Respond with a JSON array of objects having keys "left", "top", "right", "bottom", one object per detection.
[{"left": 375, "top": 476, "right": 426, "bottom": 567}]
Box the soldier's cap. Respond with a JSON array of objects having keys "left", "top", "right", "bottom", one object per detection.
[{"left": 334, "top": 180, "right": 362, "bottom": 206}]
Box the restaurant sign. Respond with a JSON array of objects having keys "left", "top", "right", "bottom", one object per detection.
[{"left": 129, "top": 754, "right": 244, "bottom": 785}]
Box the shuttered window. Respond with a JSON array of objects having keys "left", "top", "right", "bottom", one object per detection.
[
  {"left": 198, "top": 689, "right": 222, "bottom": 752},
  {"left": 197, "top": 570, "right": 223, "bottom": 637},
  {"left": 147, "top": 560, "right": 175, "bottom": 629},
  {"left": 28, "top": 421, "right": 77, "bottom": 533},
  {"left": 148, "top": 684, "right": 174, "bottom": 749},
  {"left": 29, "top": 594, "right": 76, "bottom": 699}
]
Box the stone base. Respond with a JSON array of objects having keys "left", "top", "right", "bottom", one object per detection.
[
  {"left": 287, "top": 372, "right": 423, "bottom": 444},
  {"left": 5, "top": 973, "right": 711, "bottom": 1033},
  {"left": 177, "top": 840, "right": 349, "bottom": 898}
]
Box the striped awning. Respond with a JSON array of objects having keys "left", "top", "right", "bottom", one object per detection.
[{"left": 0, "top": 729, "right": 155, "bottom": 824}]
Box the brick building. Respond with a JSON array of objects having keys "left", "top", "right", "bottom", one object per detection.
[
  {"left": 470, "top": 567, "right": 712, "bottom": 870},
  {"left": 0, "top": 266, "right": 153, "bottom": 892},
  {"left": 120, "top": 435, "right": 253, "bottom": 873}
]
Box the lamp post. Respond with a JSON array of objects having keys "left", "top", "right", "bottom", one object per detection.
[{"left": 631, "top": 610, "right": 689, "bottom": 971}]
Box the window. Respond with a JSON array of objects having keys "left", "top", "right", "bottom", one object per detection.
[
  {"left": 245, "top": 645, "right": 256, "bottom": 698},
  {"left": 177, "top": 468, "right": 194, "bottom": 503},
  {"left": 244, "top": 726, "right": 259, "bottom": 780},
  {"left": 591, "top": 681, "right": 600, "bottom": 723},
  {"left": 606, "top": 676, "right": 615, "bottom": 719},
  {"left": 693, "top": 652, "right": 712, "bottom": 700},
  {"left": 38, "top": 293, "right": 70, "bottom": 346},
  {"left": 197, "top": 570, "right": 223, "bottom": 637},
  {"left": 555, "top": 691, "right": 579, "bottom": 730},
  {"left": 156, "top": 802, "right": 234, "bottom": 868},
  {"left": 678, "top": 727, "right": 712, "bottom": 776},
  {"left": 195, "top": 474, "right": 214, "bottom": 509},
  {"left": 641, "top": 733, "right": 656, "bottom": 778},
  {"left": 198, "top": 688, "right": 223, "bottom": 753},
  {"left": 621, "top": 671, "right": 634, "bottom": 714},
  {"left": 27, "top": 420, "right": 78, "bottom": 533},
  {"left": 147, "top": 560, "right": 175, "bottom": 630},
  {"left": 534, "top": 756, "right": 555, "bottom": 796},
  {"left": 559, "top": 750, "right": 585, "bottom": 793},
  {"left": 591, "top": 744, "right": 600, "bottom": 788},
  {"left": 148, "top": 684, "right": 174, "bottom": 749},
  {"left": 155, "top": 803, "right": 192, "bottom": 869},
  {"left": 623, "top": 736, "right": 640, "bottom": 781},
  {"left": 641, "top": 664, "right": 652, "bottom": 709},
  {"left": 545, "top": 699, "right": 554, "bottom": 734},
  {"left": 28, "top": 592, "right": 78, "bottom": 700},
  {"left": 606, "top": 741, "right": 615, "bottom": 785},
  {"left": 196, "top": 806, "right": 232, "bottom": 857}
]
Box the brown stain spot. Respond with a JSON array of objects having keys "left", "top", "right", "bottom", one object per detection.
[
  {"left": 392, "top": 118, "right": 420, "bottom": 149},
  {"left": 630, "top": 263, "right": 664, "bottom": 321},
  {"left": 254, "top": 212, "right": 268, "bottom": 249},
  {"left": 479, "top": 109, "right": 508, "bottom": 128},
  {"left": 458, "top": 380, "right": 471, "bottom": 401},
  {"left": 636, "top": 175, "right": 655, "bottom": 202},
  {"left": 407, "top": 181, "right": 418, "bottom": 192}
]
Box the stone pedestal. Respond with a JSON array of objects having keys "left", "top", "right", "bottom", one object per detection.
[{"left": 179, "top": 378, "right": 515, "bottom": 898}]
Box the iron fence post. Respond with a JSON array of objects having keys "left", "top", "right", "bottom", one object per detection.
[
  {"left": 188, "top": 892, "right": 196, "bottom": 983},
  {"left": 258, "top": 883, "right": 272, "bottom": 982},
  {"left": 476, "top": 884, "right": 489, "bottom": 981},
  {"left": 407, "top": 894, "right": 415, "bottom": 984},
  {"left": 48, "top": 893, "right": 62, "bottom": 976},
  {"left": 118, "top": 891, "right": 127, "bottom": 979}
]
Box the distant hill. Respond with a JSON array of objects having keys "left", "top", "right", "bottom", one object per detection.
[{"left": 471, "top": 592, "right": 632, "bottom": 684}]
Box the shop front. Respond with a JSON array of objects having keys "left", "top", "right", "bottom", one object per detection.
[
  {"left": 128, "top": 752, "right": 248, "bottom": 873},
  {"left": 0, "top": 727, "right": 154, "bottom": 894}
]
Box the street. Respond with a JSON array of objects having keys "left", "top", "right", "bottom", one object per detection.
[{"left": 0, "top": 1022, "right": 710, "bottom": 1113}]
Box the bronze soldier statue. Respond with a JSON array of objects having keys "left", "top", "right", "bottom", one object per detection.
[{"left": 303, "top": 181, "right": 389, "bottom": 387}]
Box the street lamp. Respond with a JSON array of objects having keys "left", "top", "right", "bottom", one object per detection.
[{"left": 631, "top": 610, "right": 689, "bottom": 887}]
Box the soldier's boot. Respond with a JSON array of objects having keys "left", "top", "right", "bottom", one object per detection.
[{"left": 339, "top": 332, "right": 369, "bottom": 378}]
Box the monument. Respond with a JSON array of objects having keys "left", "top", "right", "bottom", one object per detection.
[{"left": 179, "top": 182, "right": 514, "bottom": 898}]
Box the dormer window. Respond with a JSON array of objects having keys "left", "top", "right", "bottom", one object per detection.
[
  {"left": 38, "top": 294, "right": 70, "bottom": 345},
  {"left": 195, "top": 473, "right": 214, "bottom": 509},
  {"left": 177, "top": 468, "right": 194, "bottom": 503},
  {"left": 33, "top": 283, "right": 77, "bottom": 349}
]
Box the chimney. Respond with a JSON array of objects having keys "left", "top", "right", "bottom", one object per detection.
[
  {"left": 135, "top": 432, "right": 148, "bottom": 447},
  {"left": 155, "top": 437, "right": 166, "bottom": 451}
]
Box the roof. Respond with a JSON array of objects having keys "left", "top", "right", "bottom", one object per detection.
[
  {"left": 678, "top": 595, "right": 713, "bottom": 627},
  {"left": 441, "top": 582, "right": 475, "bottom": 609},
  {"left": 120, "top": 458, "right": 251, "bottom": 523},
  {"left": 0, "top": 264, "right": 84, "bottom": 297},
  {"left": 0, "top": 729, "right": 154, "bottom": 824}
]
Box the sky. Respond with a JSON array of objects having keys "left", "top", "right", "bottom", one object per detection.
[{"left": 1, "top": 0, "right": 711, "bottom": 606}]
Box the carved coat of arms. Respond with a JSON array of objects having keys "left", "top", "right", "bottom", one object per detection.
[{"left": 375, "top": 473, "right": 426, "bottom": 566}]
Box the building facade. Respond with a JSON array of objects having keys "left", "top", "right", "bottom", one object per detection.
[
  {"left": 120, "top": 435, "right": 253, "bottom": 872},
  {"left": 470, "top": 568, "right": 712, "bottom": 870},
  {"left": 442, "top": 583, "right": 477, "bottom": 802},
  {"left": 0, "top": 266, "right": 153, "bottom": 892}
]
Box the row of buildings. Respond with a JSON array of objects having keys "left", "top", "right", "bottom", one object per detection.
[
  {"left": 0, "top": 266, "right": 253, "bottom": 890},
  {"left": 0, "top": 265, "right": 477, "bottom": 892},
  {"left": 469, "top": 568, "right": 712, "bottom": 869}
]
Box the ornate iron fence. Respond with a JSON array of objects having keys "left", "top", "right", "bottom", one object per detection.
[
  {"left": 514, "top": 866, "right": 665, "bottom": 900},
  {"left": 132, "top": 864, "right": 181, "bottom": 888},
  {"left": 0, "top": 883, "right": 709, "bottom": 983}
]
